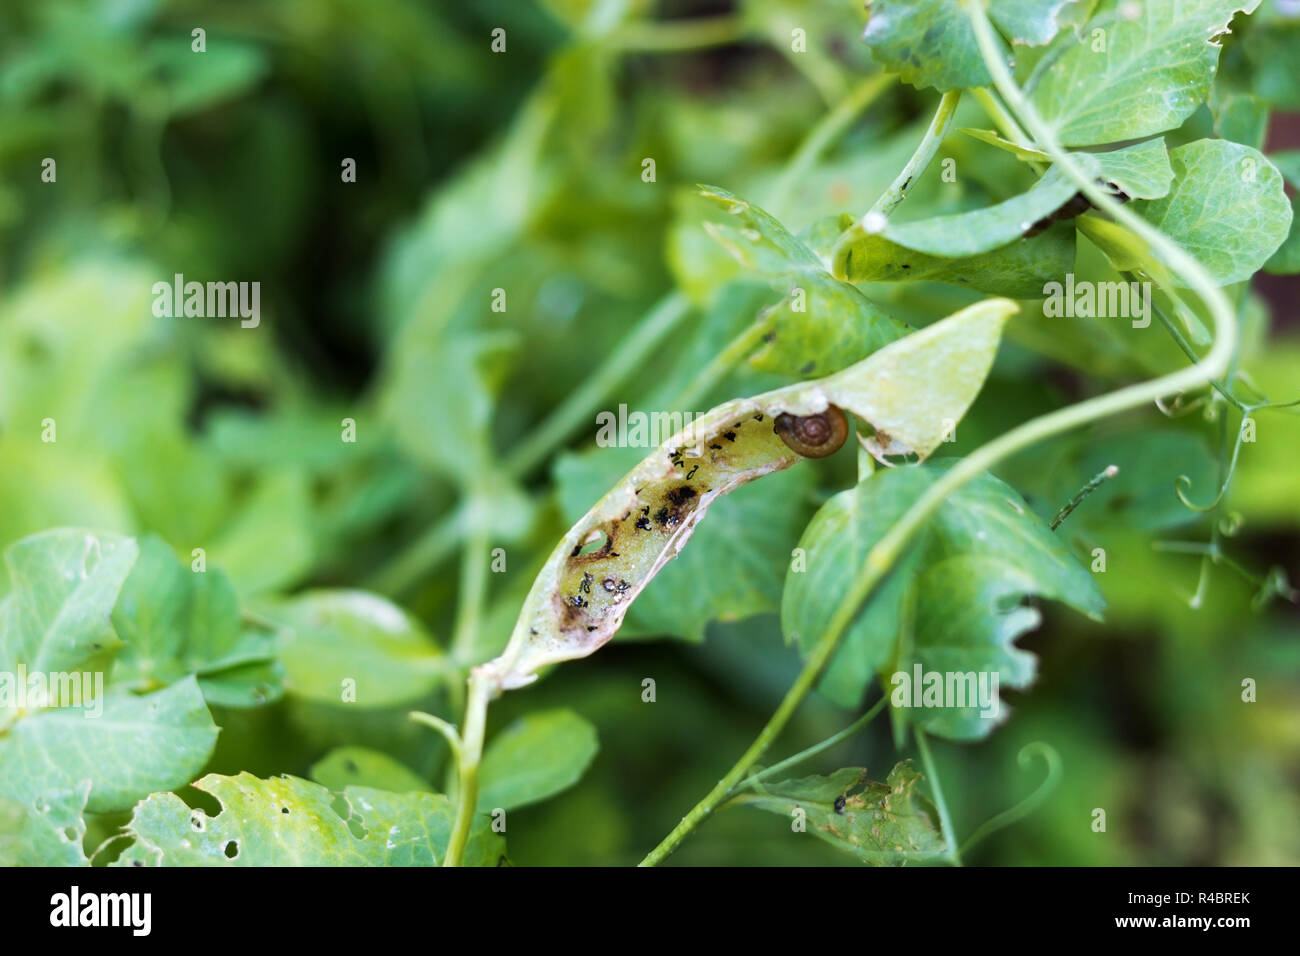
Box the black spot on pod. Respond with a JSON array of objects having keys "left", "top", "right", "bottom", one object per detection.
[{"left": 773, "top": 406, "right": 849, "bottom": 459}]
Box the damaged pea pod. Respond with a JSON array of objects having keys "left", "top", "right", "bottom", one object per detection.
[{"left": 479, "top": 297, "right": 1017, "bottom": 692}]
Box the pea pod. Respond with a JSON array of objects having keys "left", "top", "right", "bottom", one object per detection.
[{"left": 480, "top": 297, "right": 1015, "bottom": 691}]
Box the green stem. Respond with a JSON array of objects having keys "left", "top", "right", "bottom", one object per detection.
[
  {"left": 608, "top": 16, "right": 747, "bottom": 53},
  {"left": 737, "top": 695, "right": 889, "bottom": 793},
  {"left": 451, "top": 501, "right": 491, "bottom": 662},
  {"left": 641, "top": 2, "right": 1240, "bottom": 866},
  {"left": 869, "top": 90, "right": 963, "bottom": 217},
  {"left": 443, "top": 671, "right": 490, "bottom": 867},
  {"left": 1051, "top": 465, "right": 1119, "bottom": 530},
  {"left": 915, "top": 728, "right": 961, "bottom": 864},
  {"left": 767, "top": 73, "right": 896, "bottom": 219},
  {"left": 971, "top": 87, "right": 1032, "bottom": 149}
]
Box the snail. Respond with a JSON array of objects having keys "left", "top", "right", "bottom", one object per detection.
[{"left": 773, "top": 406, "right": 849, "bottom": 458}]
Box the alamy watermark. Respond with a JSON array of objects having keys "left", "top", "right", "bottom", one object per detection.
[
  {"left": 890, "top": 664, "right": 1000, "bottom": 720},
  {"left": 152, "top": 273, "right": 260, "bottom": 328},
  {"left": 1043, "top": 274, "right": 1151, "bottom": 328},
  {"left": 595, "top": 404, "right": 708, "bottom": 451},
  {"left": 0, "top": 665, "right": 104, "bottom": 718}
]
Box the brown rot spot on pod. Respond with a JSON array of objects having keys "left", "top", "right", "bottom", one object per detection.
[{"left": 773, "top": 405, "right": 849, "bottom": 458}]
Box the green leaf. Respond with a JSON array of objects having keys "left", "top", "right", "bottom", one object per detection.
[
  {"left": 0, "top": 677, "right": 219, "bottom": 813},
  {"left": 112, "top": 535, "right": 278, "bottom": 701},
  {"left": 1029, "top": 0, "right": 1262, "bottom": 146},
  {"left": 697, "top": 186, "right": 911, "bottom": 376},
  {"left": 741, "top": 762, "right": 946, "bottom": 864},
  {"left": 0, "top": 782, "right": 91, "bottom": 866},
  {"left": 478, "top": 709, "right": 599, "bottom": 811},
  {"left": 783, "top": 468, "right": 932, "bottom": 707},
  {"left": 836, "top": 225, "right": 1077, "bottom": 298},
  {"left": 1130, "top": 139, "right": 1293, "bottom": 285},
  {"left": 0, "top": 529, "right": 137, "bottom": 679},
  {"left": 208, "top": 469, "right": 315, "bottom": 596},
  {"left": 1094, "top": 137, "right": 1175, "bottom": 200},
  {"left": 1264, "top": 151, "right": 1300, "bottom": 275},
  {"left": 862, "top": 0, "right": 1010, "bottom": 91},
  {"left": 114, "top": 773, "right": 505, "bottom": 866},
  {"left": 991, "top": 0, "right": 1097, "bottom": 45},
  {"left": 785, "top": 465, "right": 1104, "bottom": 732},
  {"left": 832, "top": 142, "right": 1168, "bottom": 264},
  {"left": 268, "top": 590, "right": 447, "bottom": 707},
  {"left": 310, "top": 747, "right": 434, "bottom": 794}
]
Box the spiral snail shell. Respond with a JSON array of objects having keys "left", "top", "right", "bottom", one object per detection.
[{"left": 773, "top": 405, "right": 849, "bottom": 458}]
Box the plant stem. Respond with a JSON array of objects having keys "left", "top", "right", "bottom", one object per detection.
[
  {"left": 869, "top": 90, "right": 962, "bottom": 217},
  {"left": 609, "top": 16, "right": 747, "bottom": 53},
  {"left": 971, "top": 87, "right": 1032, "bottom": 149},
  {"left": 1051, "top": 465, "right": 1119, "bottom": 530},
  {"left": 451, "top": 500, "right": 491, "bottom": 662},
  {"left": 736, "top": 694, "right": 889, "bottom": 792},
  {"left": 914, "top": 728, "right": 961, "bottom": 864},
  {"left": 767, "top": 73, "right": 897, "bottom": 219},
  {"left": 443, "top": 670, "right": 490, "bottom": 867},
  {"left": 642, "top": 4, "right": 1240, "bottom": 865}
]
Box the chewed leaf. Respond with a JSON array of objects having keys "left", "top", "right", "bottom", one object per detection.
[
  {"left": 479, "top": 299, "right": 1014, "bottom": 691},
  {"left": 739, "top": 761, "right": 946, "bottom": 865}
]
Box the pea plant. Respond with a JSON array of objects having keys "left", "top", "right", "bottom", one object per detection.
[{"left": 1, "top": 0, "right": 1297, "bottom": 867}]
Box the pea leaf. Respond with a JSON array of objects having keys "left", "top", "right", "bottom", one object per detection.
[
  {"left": 477, "top": 709, "right": 599, "bottom": 811},
  {"left": 0, "top": 677, "right": 219, "bottom": 814},
  {"left": 0, "top": 782, "right": 91, "bottom": 866},
  {"left": 482, "top": 299, "right": 1013, "bottom": 691},
  {"left": 831, "top": 141, "right": 1169, "bottom": 266},
  {"left": 785, "top": 465, "right": 1104, "bottom": 735},
  {"left": 862, "top": 0, "right": 1010, "bottom": 91},
  {"left": 1130, "top": 139, "right": 1292, "bottom": 285},
  {"left": 111, "top": 535, "right": 279, "bottom": 704},
  {"left": 114, "top": 773, "right": 505, "bottom": 866},
  {"left": 267, "top": 590, "right": 448, "bottom": 707},
  {"left": 310, "top": 747, "right": 433, "bottom": 794},
  {"left": 0, "top": 529, "right": 137, "bottom": 680},
  {"left": 1264, "top": 151, "right": 1300, "bottom": 275},
  {"left": 740, "top": 762, "right": 946, "bottom": 864},
  {"left": 1029, "top": 0, "right": 1262, "bottom": 146},
  {"left": 992, "top": 0, "right": 1098, "bottom": 45},
  {"left": 697, "top": 186, "right": 911, "bottom": 376},
  {"left": 834, "top": 224, "right": 1077, "bottom": 297}
]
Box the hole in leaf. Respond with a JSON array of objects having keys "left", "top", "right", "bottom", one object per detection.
[{"left": 223, "top": 840, "right": 239, "bottom": 859}]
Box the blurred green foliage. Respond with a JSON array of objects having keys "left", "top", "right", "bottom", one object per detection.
[{"left": 0, "top": 0, "right": 1297, "bottom": 865}]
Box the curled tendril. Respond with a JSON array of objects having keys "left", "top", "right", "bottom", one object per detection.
[
  {"left": 1174, "top": 473, "right": 1226, "bottom": 513},
  {"left": 1218, "top": 511, "right": 1244, "bottom": 537},
  {"left": 958, "top": 742, "right": 1063, "bottom": 858}
]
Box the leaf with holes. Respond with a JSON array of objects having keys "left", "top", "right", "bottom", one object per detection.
[
  {"left": 739, "top": 762, "right": 946, "bottom": 864},
  {"left": 113, "top": 772, "right": 505, "bottom": 866}
]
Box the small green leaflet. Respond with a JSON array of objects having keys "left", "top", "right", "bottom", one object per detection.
[
  {"left": 267, "top": 589, "right": 449, "bottom": 707},
  {"left": 477, "top": 709, "right": 599, "bottom": 812},
  {"left": 310, "top": 747, "right": 433, "bottom": 794},
  {"left": 739, "top": 762, "right": 946, "bottom": 865},
  {"left": 1028, "top": 0, "right": 1263, "bottom": 146},
  {"left": 112, "top": 535, "right": 281, "bottom": 707},
  {"left": 112, "top": 772, "right": 505, "bottom": 866},
  {"left": 696, "top": 186, "right": 911, "bottom": 376}
]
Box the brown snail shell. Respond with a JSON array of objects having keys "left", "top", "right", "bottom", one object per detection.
[{"left": 773, "top": 406, "right": 849, "bottom": 458}]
